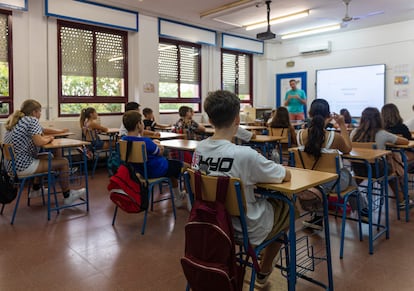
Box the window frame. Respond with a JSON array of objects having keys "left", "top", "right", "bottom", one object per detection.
[
  {"left": 221, "top": 48, "right": 253, "bottom": 107},
  {"left": 0, "top": 9, "right": 13, "bottom": 118},
  {"left": 159, "top": 37, "right": 202, "bottom": 114},
  {"left": 57, "top": 20, "right": 128, "bottom": 117}
]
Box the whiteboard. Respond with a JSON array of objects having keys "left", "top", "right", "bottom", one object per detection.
[{"left": 316, "top": 64, "right": 385, "bottom": 117}]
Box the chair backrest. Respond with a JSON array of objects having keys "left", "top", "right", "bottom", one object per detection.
[
  {"left": 185, "top": 168, "right": 246, "bottom": 216},
  {"left": 269, "top": 127, "right": 290, "bottom": 145},
  {"left": 119, "top": 140, "right": 147, "bottom": 164},
  {"left": 291, "top": 148, "right": 340, "bottom": 174},
  {"left": 2, "top": 143, "right": 17, "bottom": 175}
]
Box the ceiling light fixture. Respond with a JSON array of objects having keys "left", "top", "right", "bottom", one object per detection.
[
  {"left": 246, "top": 10, "right": 309, "bottom": 31},
  {"left": 200, "top": 0, "right": 254, "bottom": 18},
  {"left": 281, "top": 23, "right": 341, "bottom": 39}
]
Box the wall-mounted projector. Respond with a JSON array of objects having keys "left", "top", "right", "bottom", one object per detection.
[
  {"left": 256, "top": 1, "right": 276, "bottom": 41},
  {"left": 257, "top": 30, "right": 276, "bottom": 40}
]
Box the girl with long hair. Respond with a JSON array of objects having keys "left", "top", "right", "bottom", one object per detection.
[{"left": 4, "top": 99, "right": 85, "bottom": 204}]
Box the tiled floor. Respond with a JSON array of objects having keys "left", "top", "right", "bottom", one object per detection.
[{"left": 2, "top": 167, "right": 414, "bottom": 290}]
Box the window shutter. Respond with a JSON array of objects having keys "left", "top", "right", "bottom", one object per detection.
[
  {"left": 0, "top": 14, "right": 8, "bottom": 63},
  {"left": 222, "top": 53, "right": 236, "bottom": 93},
  {"left": 96, "top": 32, "right": 125, "bottom": 78},
  {"left": 238, "top": 54, "right": 250, "bottom": 95},
  {"left": 60, "top": 26, "right": 93, "bottom": 77},
  {"left": 159, "top": 44, "right": 178, "bottom": 83},
  {"left": 180, "top": 45, "right": 199, "bottom": 84}
]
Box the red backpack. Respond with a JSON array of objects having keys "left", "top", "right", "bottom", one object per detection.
[
  {"left": 108, "top": 141, "right": 148, "bottom": 213},
  {"left": 181, "top": 172, "right": 244, "bottom": 291}
]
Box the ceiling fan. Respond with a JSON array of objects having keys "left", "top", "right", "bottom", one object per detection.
[
  {"left": 256, "top": 0, "right": 276, "bottom": 40},
  {"left": 341, "top": 0, "right": 384, "bottom": 27}
]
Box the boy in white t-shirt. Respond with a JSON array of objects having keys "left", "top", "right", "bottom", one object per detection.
[{"left": 191, "top": 90, "right": 292, "bottom": 284}]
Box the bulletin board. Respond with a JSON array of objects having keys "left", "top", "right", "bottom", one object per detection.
[{"left": 276, "top": 71, "right": 307, "bottom": 118}]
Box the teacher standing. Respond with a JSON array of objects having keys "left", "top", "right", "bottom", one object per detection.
[{"left": 284, "top": 79, "right": 307, "bottom": 121}]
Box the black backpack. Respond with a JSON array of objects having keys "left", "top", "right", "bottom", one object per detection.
[
  {"left": 0, "top": 146, "right": 17, "bottom": 205},
  {"left": 181, "top": 172, "right": 244, "bottom": 291}
]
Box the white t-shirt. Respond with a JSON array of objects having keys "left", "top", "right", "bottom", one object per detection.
[
  {"left": 235, "top": 127, "right": 253, "bottom": 142},
  {"left": 191, "top": 138, "right": 286, "bottom": 245}
]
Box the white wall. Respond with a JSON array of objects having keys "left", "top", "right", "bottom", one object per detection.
[
  {"left": 260, "top": 20, "right": 414, "bottom": 120},
  {"left": 6, "top": 0, "right": 414, "bottom": 132}
]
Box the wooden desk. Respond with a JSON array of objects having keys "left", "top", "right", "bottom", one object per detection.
[
  {"left": 160, "top": 139, "right": 199, "bottom": 152},
  {"left": 257, "top": 167, "right": 337, "bottom": 291},
  {"left": 257, "top": 167, "right": 337, "bottom": 194},
  {"left": 239, "top": 125, "right": 267, "bottom": 131},
  {"left": 44, "top": 132, "right": 75, "bottom": 138},
  {"left": 155, "top": 132, "right": 186, "bottom": 140},
  {"left": 342, "top": 147, "right": 390, "bottom": 255},
  {"left": 43, "top": 138, "right": 91, "bottom": 219},
  {"left": 249, "top": 135, "right": 284, "bottom": 158}
]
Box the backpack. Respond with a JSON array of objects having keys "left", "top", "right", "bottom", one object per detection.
[
  {"left": 107, "top": 148, "right": 121, "bottom": 177},
  {"left": 0, "top": 146, "right": 17, "bottom": 205},
  {"left": 181, "top": 171, "right": 244, "bottom": 291},
  {"left": 107, "top": 141, "right": 148, "bottom": 212}
]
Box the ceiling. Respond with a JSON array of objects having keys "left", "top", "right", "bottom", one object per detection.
[{"left": 92, "top": 0, "right": 414, "bottom": 41}]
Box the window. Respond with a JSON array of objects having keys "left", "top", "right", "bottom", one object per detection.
[
  {"left": 58, "top": 20, "right": 128, "bottom": 116},
  {"left": 0, "top": 10, "right": 12, "bottom": 117},
  {"left": 221, "top": 49, "right": 252, "bottom": 108},
  {"left": 158, "top": 38, "right": 201, "bottom": 113}
]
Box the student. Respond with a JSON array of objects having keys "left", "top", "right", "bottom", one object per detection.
[
  {"left": 404, "top": 104, "right": 414, "bottom": 131},
  {"left": 269, "top": 106, "right": 297, "bottom": 146},
  {"left": 79, "top": 107, "right": 109, "bottom": 150},
  {"left": 296, "top": 99, "right": 363, "bottom": 230},
  {"left": 4, "top": 99, "right": 85, "bottom": 204},
  {"left": 121, "top": 111, "right": 188, "bottom": 209},
  {"left": 381, "top": 103, "right": 412, "bottom": 140},
  {"left": 351, "top": 107, "right": 411, "bottom": 208},
  {"left": 266, "top": 109, "right": 276, "bottom": 126},
  {"left": 119, "top": 102, "right": 160, "bottom": 138},
  {"left": 339, "top": 108, "right": 358, "bottom": 128},
  {"left": 283, "top": 79, "right": 307, "bottom": 121},
  {"left": 191, "top": 90, "right": 292, "bottom": 284},
  {"left": 172, "top": 106, "right": 205, "bottom": 140},
  {"left": 142, "top": 107, "right": 171, "bottom": 131}
]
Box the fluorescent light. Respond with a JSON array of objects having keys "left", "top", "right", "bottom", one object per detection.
[
  {"left": 281, "top": 24, "right": 341, "bottom": 39},
  {"left": 108, "top": 56, "right": 124, "bottom": 62},
  {"left": 245, "top": 10, "right": 309, "bottom": 31}
]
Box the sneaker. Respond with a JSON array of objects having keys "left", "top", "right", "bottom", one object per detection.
[
  {"left": 360, "top": 208, "right": 369, "bottom": 223},
  {"left": 399, "top": 199, "right": 414, "bottom": 210},
  {"left": 173, "top": 191, "right": 186, "bottom": 208},
  {"left": 256, "top": 269, "right": 273, "bottom": 285},
  {"left": 29, "top": 188, "right": 42, "bottom": 198},
  {"left": 302, "top": 215, "right": 323, "bottom": 231},
  {"left": 69, "top": 167, "right": 79, "bottom": 175},
  {"left": 64, "top": 188, "right": 86, "bottom": 205}
]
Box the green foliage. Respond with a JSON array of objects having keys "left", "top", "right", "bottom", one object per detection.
[
  {"left": 0, "top": 62, "right": 9, "bottom": 96},
  {"left": 61, "top": 103, "right": 122, "bottom": 115}
]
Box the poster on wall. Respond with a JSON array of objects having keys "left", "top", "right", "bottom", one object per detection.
[
  {"left": 393, "top": 64, "right": 411, "bottom": 98},
  {"left": 275, "top": 71, "right": 307, "bottom": 118}
]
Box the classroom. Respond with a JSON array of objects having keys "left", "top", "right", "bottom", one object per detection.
[{"left": 1, "top": 0, "right": 414, "bottom": 290}]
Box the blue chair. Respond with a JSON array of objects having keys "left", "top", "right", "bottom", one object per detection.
[
  {"left": 183, "top": 169, "right": 288, "bottom": 291},
  {"left": 112, "top": 140, "right": 176, "bottom": 235},
  {"left": 83, "top": 128, "right": 111, "bottom": 178},
  {"left": 2, "top": 143, "right": 58, "bottom": 224},
  {"left": 291, "top": 148, "right": 362, "bottom": 259}
]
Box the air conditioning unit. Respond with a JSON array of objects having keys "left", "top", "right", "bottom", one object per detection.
[{"left": 299, "top": 41, "right": 331, "bottom": 55}]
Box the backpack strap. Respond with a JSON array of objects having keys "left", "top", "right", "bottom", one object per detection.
[
  {"left": 125, "top": 140, "right": 133, "bottom": 163},
  {"left": 297, "top": 149, "right": 320, "bottom": 170},
  {"left": 215, "top": 176, "right": 230, "bottom": 204},
  {"left": 325, "top": 130, "right": 335, "bottom": 149},
  {"left": 193, "top": 171, "right": 230, "bottom": 204},
  {"left": 194, "top": 170, "right": 203, "bottom": 201}
]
